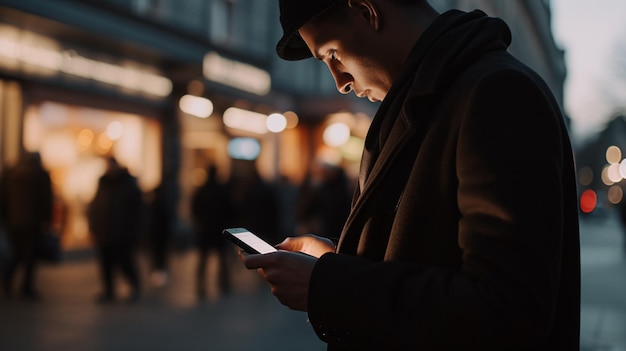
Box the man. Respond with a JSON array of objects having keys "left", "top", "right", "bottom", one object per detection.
[
  {"left": 191, "top": 165, "right": 234, "bottom": 299},
  {"left": 1, "top": 152, "right": 53, "bottom": 300},
  {"left": 242, "top": 0, "right": 581, "bottom": 349},
  {"left": 87, "top": 156, "right": 144, "bottom": 303}
]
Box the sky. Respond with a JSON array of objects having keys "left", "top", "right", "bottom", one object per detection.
[{"left": 550, "top": 0, "right": 626, "bottom": 144}]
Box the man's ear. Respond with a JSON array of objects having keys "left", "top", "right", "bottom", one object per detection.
[{"left": 348, "top": 0, "right": 380, "bottom": 30}]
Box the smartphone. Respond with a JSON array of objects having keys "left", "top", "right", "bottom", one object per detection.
[{"left": 222, "top": 227, "right": 277, "bottom": 254}]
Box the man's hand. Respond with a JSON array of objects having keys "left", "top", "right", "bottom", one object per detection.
[
  {"left": 275, "top": 234, "right": 336, "bottom": 258},
  {"left": 240, "top": 234, "right": 336, "bottom": 311},
  {"left": 243, "top": 251, "right": 316, "bottom": 311}
]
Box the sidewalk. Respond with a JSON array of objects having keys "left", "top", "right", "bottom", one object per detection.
[
  {"left": 0, "top": 248, "right": 326, "bottom": 351},
  {"left": 1, "top": 214, "right": 625, "bottom": 350},
  {"left": 579, "top": 211, "right": 626, "bottom": 351}
]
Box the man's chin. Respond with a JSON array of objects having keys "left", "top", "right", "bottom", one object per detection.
[
  {"left": 366, "top": 92, "right": 384, "bottom": 103},
  {"left": 356, "top": 90, "right": 381, "bottom": 103}
]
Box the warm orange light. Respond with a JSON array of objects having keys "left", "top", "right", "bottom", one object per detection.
[
  {"left": 577, "top": 166, "right": 593, "bottom": 186},
  {"left": 283, "top": 111, "right": 299, "bottom": 129},
  {"left": 580, "top": 189, "right": 597, "bottom": 214},
  {"left": 77, "top": 129, "right": 94, "bottom": 150},
  {"left": 96, "top": 133, "right": 113, "bottom": 154},
  {"left": 606, "top": 146, "right": 622, "bottom": 164},
  {"left": 608, "top": 185, "right": 623, "bottom": 204}
]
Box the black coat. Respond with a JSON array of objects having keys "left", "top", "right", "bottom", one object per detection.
[
  {"left": 191, "top": 178, "right": 233, "bottom": 248},
  {"left": 0, "top": 156, "right": 53, "bottom": 264},
  {"left": 308, "top": 10, "right": 580, "bottom": 350},
  {"left": 0, "top": 157, "right": 52, "bottom": 242},
  {"left": 87, "top": 168, "right": 144, "bottom": 245}
]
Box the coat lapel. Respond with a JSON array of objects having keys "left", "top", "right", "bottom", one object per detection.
[
  {"left": 338, "top": 105, "right": 417, "bottom": 253},
  {"left": 335, "top": 11, "right": 469, "bottom": 254}
]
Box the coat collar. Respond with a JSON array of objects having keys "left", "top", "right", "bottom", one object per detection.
[
  {"left": 337, "top": 10, "right": 487, "bottom": 253},
  {"left": 337, "top": 96, "right": 424, "bottom": 253},
  {"left": 336, "top": 9, "right": 510, "bottom": 254}
]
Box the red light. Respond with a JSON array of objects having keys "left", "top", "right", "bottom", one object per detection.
[{"left": 580, "top": 189, "right": 597, "bottom": 213}]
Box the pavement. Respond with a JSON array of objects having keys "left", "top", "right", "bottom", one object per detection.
[
  {"left": 0, "top": 212, "right": 625, "bottom": 351},
  {"left": 0, "top": 247, "right": 326, "bottom": 351},
  {"left": 579, "top": 211, "right": 626, "bottom": 351}
]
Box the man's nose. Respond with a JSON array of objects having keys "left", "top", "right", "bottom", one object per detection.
[
  {"left": 335, "top": 75, "right": 353, "bottom": 95},
  {"left": 329, "top": 66, "right": 353, "bottom": 95},
  {"left": 340, "top": 83, "right": 352, "bottom": 94}
]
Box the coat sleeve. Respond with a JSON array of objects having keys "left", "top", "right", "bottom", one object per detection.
[{"left": 307, "top": 69, "right": 576, "bottom": 350}]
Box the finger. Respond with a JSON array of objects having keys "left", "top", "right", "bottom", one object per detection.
[
  {"left": 237, "top": 249, "right": 249, "bottom": 261},
  {"left": 275, "top": 237, "right": 299, "bottom": 251},
  {"left": 242, "top": 253, "right": 263, "bottom": 269},
  {"left": 243, "top": 252, "right": 279, "bottom": 270}
]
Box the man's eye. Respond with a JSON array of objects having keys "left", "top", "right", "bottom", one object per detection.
[{"left": 330, "top": 50, "right": 337, "bottom": 61}]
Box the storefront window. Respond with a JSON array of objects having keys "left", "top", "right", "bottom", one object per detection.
[{"left": 22, "top": 101, "right": 161, "bottom": 250}]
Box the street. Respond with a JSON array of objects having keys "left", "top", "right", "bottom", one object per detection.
[{"left": 1, "top": 212, "right": 625, "bottom": 351}]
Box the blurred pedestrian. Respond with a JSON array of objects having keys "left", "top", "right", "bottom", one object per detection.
[
  {"left": 191, "top": 165, "right": 234, "bottom": 299},
  {"left": 0, "top": 165, "right": 10, "bottom": 281},
  {"left": 0, "top": 152, "right": 53, "bottom": 300},
  {"left": 231, "top": 162, "right": 280, "bottom": 245},
  {"left": 296, "top": 161, "right": 351, "bottom": 240},
  {"left": 275, "top": 174, "right": 299, "bottom": 236},
  {"left": 145, "top": 182, "right": 173, "bottom": 287},
  {"left": 87, "top": 156, "right": 144, "bottom": 303}
]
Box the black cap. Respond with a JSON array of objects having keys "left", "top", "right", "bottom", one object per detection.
[{"left": 276, "top": 0, "right": 339, "bottom": 61}]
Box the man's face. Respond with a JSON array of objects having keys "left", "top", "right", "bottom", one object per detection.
[{"left": 298, "top": 14, "right": 394, "bottom": 103}]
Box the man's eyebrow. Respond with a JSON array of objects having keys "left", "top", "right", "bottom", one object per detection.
[
  {"left": 312, "top": 52, "right": 324, "bottom": 61},
  {"left": 313, "top": 47, "right": 333, "bottom": 61}
]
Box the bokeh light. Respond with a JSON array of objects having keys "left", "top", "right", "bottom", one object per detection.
[
  {"left": 577, "top": 166, "right": 593, "bottom": 186},
  {"left": 608, "top": 185, "right": 623, "bottom": 205},
  {"left": 266, "top": 113, "right": 287, "bottom": 133},
  {"left": 77, "top": 128, "right": 94, "bottom": 150},
  {"left": 602, "top": 165, "right": 614, "bottom": 186},
  {"left": 606, "top": 145, "right": 621, "bottom": 164},
  {"left": 228, "top": 137, "right": 260, "bottom": 160},
  {"left": 106, "top": 121, "right": 124, "bottom": 140},
  {"left": 283, "top": 111, "right": 299, "bottom": 129},
  {"left": 323, "top": 122, "right": 350, "bottom": 147},
  {"left": 179, "top": 94, "right": 213, "bottom": 119},
  {"left": 580, "top": 189, "right": 597, "bottom": 214},
  {"left": 607, "top": 163, "right": 622, "bottom": 183}
]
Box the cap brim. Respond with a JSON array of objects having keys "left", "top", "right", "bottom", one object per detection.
[
  {"left": 275, "top": 1, "right": 338, "bottom": 61},
  {"left": 276, "top": 31, "right": 313, "bottom": 61}
]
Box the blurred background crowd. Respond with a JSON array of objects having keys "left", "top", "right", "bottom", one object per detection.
[{"left": 0, "top": 150, "right": 353, "bottom": 302}]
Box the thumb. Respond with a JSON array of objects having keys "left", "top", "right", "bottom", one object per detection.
[{"left": 275, "top": 237, "right": 301, "bottom": 252}]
